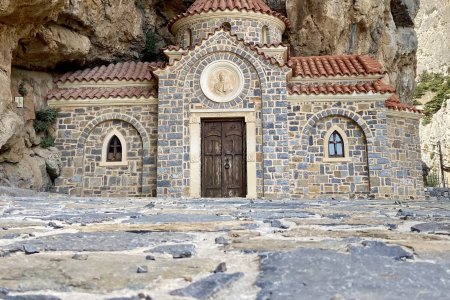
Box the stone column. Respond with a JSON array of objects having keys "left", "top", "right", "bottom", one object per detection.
[{"left": 261, "top": 71, "right": 290, "bottom": 198}]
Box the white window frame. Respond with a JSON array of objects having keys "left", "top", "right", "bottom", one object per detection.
[
  {"left": 99, "top": 129, "right": 128, "bottom": 167},
  {"left": 323, "top": 125, "right": 351, "bottom": 163}
]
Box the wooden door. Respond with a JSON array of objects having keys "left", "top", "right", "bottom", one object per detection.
[{"left": 201, "top": 119, "right": 246, "bottom": 198}]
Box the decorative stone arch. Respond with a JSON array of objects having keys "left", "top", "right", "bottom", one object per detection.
[
  {"left": 77, "top": 113, "right": 150, "bottom": 154},
  {"left": 76, "top": 113, "right": 152, "bottom": 195},
  {"left": 301, "top": 108, "right": 374, "bottom": 147},
  {"left": 174, "top": 31, "right": 288, "bottom": 96}
]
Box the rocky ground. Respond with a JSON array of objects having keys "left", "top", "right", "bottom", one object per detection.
[{"left": 0, "top": 189, "right": 450, "bottom": 300}]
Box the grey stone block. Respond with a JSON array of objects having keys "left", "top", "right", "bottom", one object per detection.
[
  {"left": 170, "top": 272, "right": 244, "bottom": 299},
  {"left": 146, "top": 244, "right": 196, "bottom": 258},
  {"left": 411, "top": 222, "right": 450, "bottom": 234},
  {"left": 348, "top": 241, "right": 414, "bottom": 260},
  {"left": 257, "top": 248, "right": 450, "bottom": 300}
]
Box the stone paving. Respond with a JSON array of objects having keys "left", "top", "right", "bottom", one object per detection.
[{"left": 0, "top": 189, "right": 450, "bottom": 299}]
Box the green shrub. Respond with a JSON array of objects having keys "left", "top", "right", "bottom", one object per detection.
[
  {"left": 143, "top": 31, "right": 166, "bottom": 62},
  {"left": 18, "top": 82, "right": 27, "bottom": 97},
  {"left": 425, "top": 173, "right": 440, "bottom": 187},
  {"left": 33, "top": 120, "right": 49, "bottom": 133},
  {"left": 414, "top": 72, "right": 450, "bottom": 125},
  {"left": 40, "top": 136, "right": 55, "bottom": 148},
  {"left": 34, "top": 108, "right": 58, "bottom": 148}
]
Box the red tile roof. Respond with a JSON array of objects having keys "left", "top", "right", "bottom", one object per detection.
[
  {"left": 288, "top": 55, "right": 385, "bottom": 78},
  {"left": 169, "top": 0, "right": 290, "bottom": 32},
  {"left": 46, "top": 86, "right": 157, "bottom": 100},
  {"left": 288, "top": 80, "right": 396, "bottom": 96},
  {"left": 55, "top": 61, "right": 163, "bottom": 84},
  {"left": 385, "top": 94, "right": 423, "bottom": 114}
]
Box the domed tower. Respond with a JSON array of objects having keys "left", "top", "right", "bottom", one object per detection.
[{"left": 169, "top": 0, "right": 289, "bottom": 47}]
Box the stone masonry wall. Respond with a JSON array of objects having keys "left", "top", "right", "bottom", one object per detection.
[
  {"left": 54, "top": 104, "right": 158, "bottom": 197},
  {"left": 82, "top": 120, "right": 143, "bottom": 197},
  {"left": 157, "top": 31, "right": 290, "bottom": 198},
  {"left": 300, "top": 116, "right": 370, "bottom": 195},
  {"left": 175, "top": 16, "right": 283, "bottom": 47},
  {"left": 288, "top": 99, "right": 392, "bottom": 198},
  {"left": 387, "top": 115, "right": 424, "bottom": 200}
]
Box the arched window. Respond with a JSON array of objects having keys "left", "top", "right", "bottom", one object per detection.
[
  {"left": 323, "top": 125, "right": 351, "bottom": 162},
  {"left": 328, "top": 131, "right": 344, "bottom": 158},
  {"left": 222, "top": 22, "right": 231, "bottom": 31},
  {"left": 107, "top": 135, "right": 122, "bottom": 162},
  {"left": 183, "top": 28, "right": 192, "bottom": 48},
  {"left": 100, "top": 129, "right": 128, "bottom": 166},
  {"left": 262, "top": 25, "right": 270, "bottom": 44}
]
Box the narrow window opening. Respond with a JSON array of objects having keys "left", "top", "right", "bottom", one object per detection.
[
  {"left": 328, "top": 131, "right": 345, "bottom": 158},
  {"left": 262, "top": 26, "right": 270, "bottom": 44},
  {"left": 107, "top": 135, "right": 123, "bottom": 162},
  {"left": 183, "top": 28, "right": 192, "bottom": 48},
  {"left": 222, "top": 22, "right": 231, "bottom": 31}
]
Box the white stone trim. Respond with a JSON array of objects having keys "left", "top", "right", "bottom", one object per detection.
[
  {"left": 288, "top": 75, "right": 383, "bottom": 84},
  {"left": 171, "top": 9, "right": 286, "bottom": 34},
  {"left": 47, "top": 97, "right": 157, "bottom": 108},
  {"left": 323, "top": 125, "right": 351, "bottom": 163},
  {"left": 287, "top": 93, "right": 391, "bottom": 102},
  {"left": 386, "top": 109, "right": 423, "bottom": 120},
  {"left": 164, "top": 49, "right": 188, "bottom": 64},
  {"left": 258, "top": 46, "right": 288, "bottom": 64},
  {"left": 57, "top": 80, "right": 153, "bottom": 89},
  {"left": 189, "top": 109, "right": 257, "bottom": 199},
  {"left": 99, "top": 129, "right": 128, "bottom": 167}
]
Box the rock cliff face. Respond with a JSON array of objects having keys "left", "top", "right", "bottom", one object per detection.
[
  {"left": 416, "top": 0, "right": 450, "bottom": 184},
  {"left": 0, "top": 0, "right": 65, "bottom": 190},
  {"left": 286, "top": 0, "right": 420, "bottom": 103},
  {"left": 416, "top": 0, "right": 450, "bottom": 75},
  {"left": 420, "top": 99, "right": 450, "bottom": 181},
  {"left": 0, "top": 0, "right": 425, "bottom": 191}
]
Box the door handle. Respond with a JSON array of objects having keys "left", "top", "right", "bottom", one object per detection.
[{"left": 224, "top": 158, "right": 230, "bottom": 169}]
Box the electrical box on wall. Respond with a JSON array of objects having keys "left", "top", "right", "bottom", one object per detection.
[{"left": 15, "top": 97, "right": 24, "bottom": 108}]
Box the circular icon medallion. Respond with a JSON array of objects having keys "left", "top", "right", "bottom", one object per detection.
[{"left": 200, "top": 60, "right": 244, "bottom": 103}]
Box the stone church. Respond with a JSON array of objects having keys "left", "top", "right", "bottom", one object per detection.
[{"left": 47, "top": 0, "right": 424, "bottom": 200}]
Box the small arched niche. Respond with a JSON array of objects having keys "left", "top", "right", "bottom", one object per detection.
[
  {"left": 183, "top": 28, "right": 192, "bottom": 48},
  {"left": 262, "top": 25, "right": 270, "bottom": 44},
  {"left": 100, "top": 129, "right": 128, "bottom": 166}
]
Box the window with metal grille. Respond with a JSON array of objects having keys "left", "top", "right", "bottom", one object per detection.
[
  {"left": 328, "top": 131, "right": 344, "bottom": 158},
  {"left": 107, "top": 135, "right": 122, "bottom": 162}
]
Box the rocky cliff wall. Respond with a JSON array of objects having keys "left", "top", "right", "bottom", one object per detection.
[
  {"left": 420, "top": 99, "right": 450, "bottom": 184},
  {"left": 416, "top": 0, "right": 450, "bottom": 185},
  {"left": 0, "top": 0, "right": 424, "bottom": 191},
  {"left": 416, "top": 0, "right": 450, "bottom": 75},
  {"left": 286, "top": 0, "right": 420, "bottom": 103}
]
